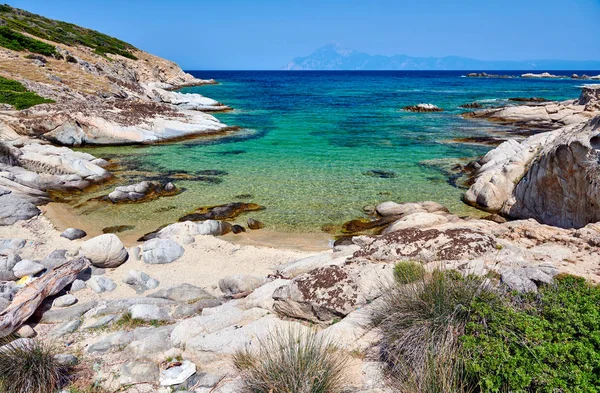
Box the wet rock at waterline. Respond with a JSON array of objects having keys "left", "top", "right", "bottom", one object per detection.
[
  {"left": 231, "top": 225, "right": 246, "bottom": 234},
  {"left": 138, "top": 220, "right": 233, "bottom": 242},
  {"left": 459, "top": 102, "right": 483, "bottom": 109},
  {"left": 106, "top": 181, "right": 180, "bottom": 203},
  {"left": 247, "top": 218, "right": 265, "bottom": 230},
  {"left": 403, "top": 103, "right": 443, "bottom": 112},
  {"left": 60, "top": 228, "right": 87, "bottom": 240}
]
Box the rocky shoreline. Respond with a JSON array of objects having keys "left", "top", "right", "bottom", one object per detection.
[
  {"left": 1, "top": 5, "right": 600, "bottom": 392},
  {"left": 0, "top": 93, "right": 599, "bottom": 393},
  {"left": 463, "top": 84, "right": 600, "bottom": 228}
]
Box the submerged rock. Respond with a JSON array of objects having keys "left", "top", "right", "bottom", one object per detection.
[
  {"left": 363, "top": 169, "right": 397, "bottom": 179},
  {"left": 341, "top": 216, "right": 398, "bottom": 234},
  {"left": 102, "top": 225, "right": 135, "bottom": 234},
  {"left": 179, "top": 202, "right": 265, "bottom": 222}
]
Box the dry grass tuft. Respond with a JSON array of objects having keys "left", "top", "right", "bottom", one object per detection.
[
  {"left": 233, "top": 328, "right": 348, "bottom": 393},
  {"left": 374, "top": 269, "right": 490, "bottom": 393},
  {"left": 0, "top": 338, "right": 71, "bottom": 393}
]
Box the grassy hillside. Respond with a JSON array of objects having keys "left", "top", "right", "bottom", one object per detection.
[
  {"left": 0, "top": 26, "right": 58, "bottom": 56},
  {"left": 0, "top": 4, "right": 137, "bottom": 59}
]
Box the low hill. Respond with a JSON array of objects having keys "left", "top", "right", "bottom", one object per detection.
[{"left": 0, "top": 4, "right": 231, "bottom": 146}]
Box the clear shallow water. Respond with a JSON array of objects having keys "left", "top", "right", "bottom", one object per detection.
[{"left": 74, "top": 71, "right": 598, "bottom": 235}]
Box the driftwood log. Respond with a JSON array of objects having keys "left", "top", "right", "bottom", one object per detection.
[{"left": 0, "top": 256, "right": 90, "bottom": 338}]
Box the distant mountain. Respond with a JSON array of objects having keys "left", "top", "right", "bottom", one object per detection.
[{"left": 282, "top": 43, "right": 600, "bottom": 71}]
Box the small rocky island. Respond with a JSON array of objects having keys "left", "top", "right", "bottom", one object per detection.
[{"left": 1, "top": 4, "right": 600, "bottom": 393}]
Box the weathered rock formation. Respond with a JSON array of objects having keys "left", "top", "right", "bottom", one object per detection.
[
  {"left": 463, "top": 85, "right": 600, "bottom": 130},
  {"left": 403, "top": 103, "right": 443, "bottom": 112},
  {"left": 465, "top": 86, "right": 600, "bottom": 228}
]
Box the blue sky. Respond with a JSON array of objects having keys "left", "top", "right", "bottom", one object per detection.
[{"left": 5, "top": 0, "right": 600, "bottom": 69}]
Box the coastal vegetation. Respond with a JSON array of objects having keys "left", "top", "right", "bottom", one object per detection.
[
  {"left": 0, "top": 338, "right": 70, "bottom": 393},
  {"left": 233, "top": 329, "right": 348, "bottom": 393},
  {"left": 0, "top": 26, "right": 58, "bottom": 56},
  {"left": 0, "top": 4, "right": 137, "bottom": 59},
  {"left": 374, "top": 264, "right": 600, "bottom": 393},
  {"left": 0, "top": 76, "right": 54, "bottom": 109}
]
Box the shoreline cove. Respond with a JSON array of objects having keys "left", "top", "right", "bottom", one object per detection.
[{"left": 1, "top": 5, "right": 600, "bottom": 392}]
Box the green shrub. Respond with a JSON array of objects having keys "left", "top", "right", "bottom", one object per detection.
[
  {"left": 0, "top": 338, "right": 70, "bottom": 393},
  {"left": 462, "top": 274, "right": 600, "bottom": 393},
  {"left": 374, "top": 269, "right": 488, "bottom": 392},
  {"left": 394, "top": 260, "right": 426, "bottom": 284},
  {"left": 233, "top": 328, "right": 348, "bottom": 393},
  {"left": 0, "top": 26, "right": 58, "bottom": 56},
  {"left": 0, "top": 76, "right": 54, "bottom": 110},
  {"left": 0, "top": 5, "right": 137, "bottom": 59}
]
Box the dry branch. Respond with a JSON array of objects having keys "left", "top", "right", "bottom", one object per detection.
[{"left": 0, "top": 256, "right": 90, "bottom": 337}]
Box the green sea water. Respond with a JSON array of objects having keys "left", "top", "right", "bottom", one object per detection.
[{"left": 73, "top": 71, "right": 594, "bottom": 236}]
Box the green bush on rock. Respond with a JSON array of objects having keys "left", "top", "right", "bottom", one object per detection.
[
  {"left": 375, "top": 268, "right": 600, "bottom": 393},
  {"left": 463, "top": 274, "right": 600, "bottom": 393},
  {"left": 0, "top": 76, "right": 54, "bottom": 110}
]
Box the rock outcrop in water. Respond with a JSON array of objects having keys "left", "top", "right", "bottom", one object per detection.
[
  {"left": 463, "top": 85, "right": 599, "bottom": 130},
  {"left": 465, "top": 85, "right": 600, "bottom": 228},
  {"left": 403, "top": 103, "right": 443, "bottom": 112}
]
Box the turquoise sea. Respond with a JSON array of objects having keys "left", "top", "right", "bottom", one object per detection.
[{"left": 75, "top": 71, "right": 597, "bottom": 236}]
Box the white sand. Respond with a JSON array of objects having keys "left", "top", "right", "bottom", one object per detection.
[{"left": 0, "top": 211, "right": 318, "bottom": 303}]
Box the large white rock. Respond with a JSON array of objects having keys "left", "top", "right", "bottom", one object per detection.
[
  {"left": 80, "top": 234, "right": 128, "bottom": 268},
  {"left": 160, "top": 360, "right": 196, "bottom": 386},
  {"left": 156, "top": 220, "right": 232, "bottom": 239},
  {"left": 142, "top": 238, "right": 184, "bottom": 264}
]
